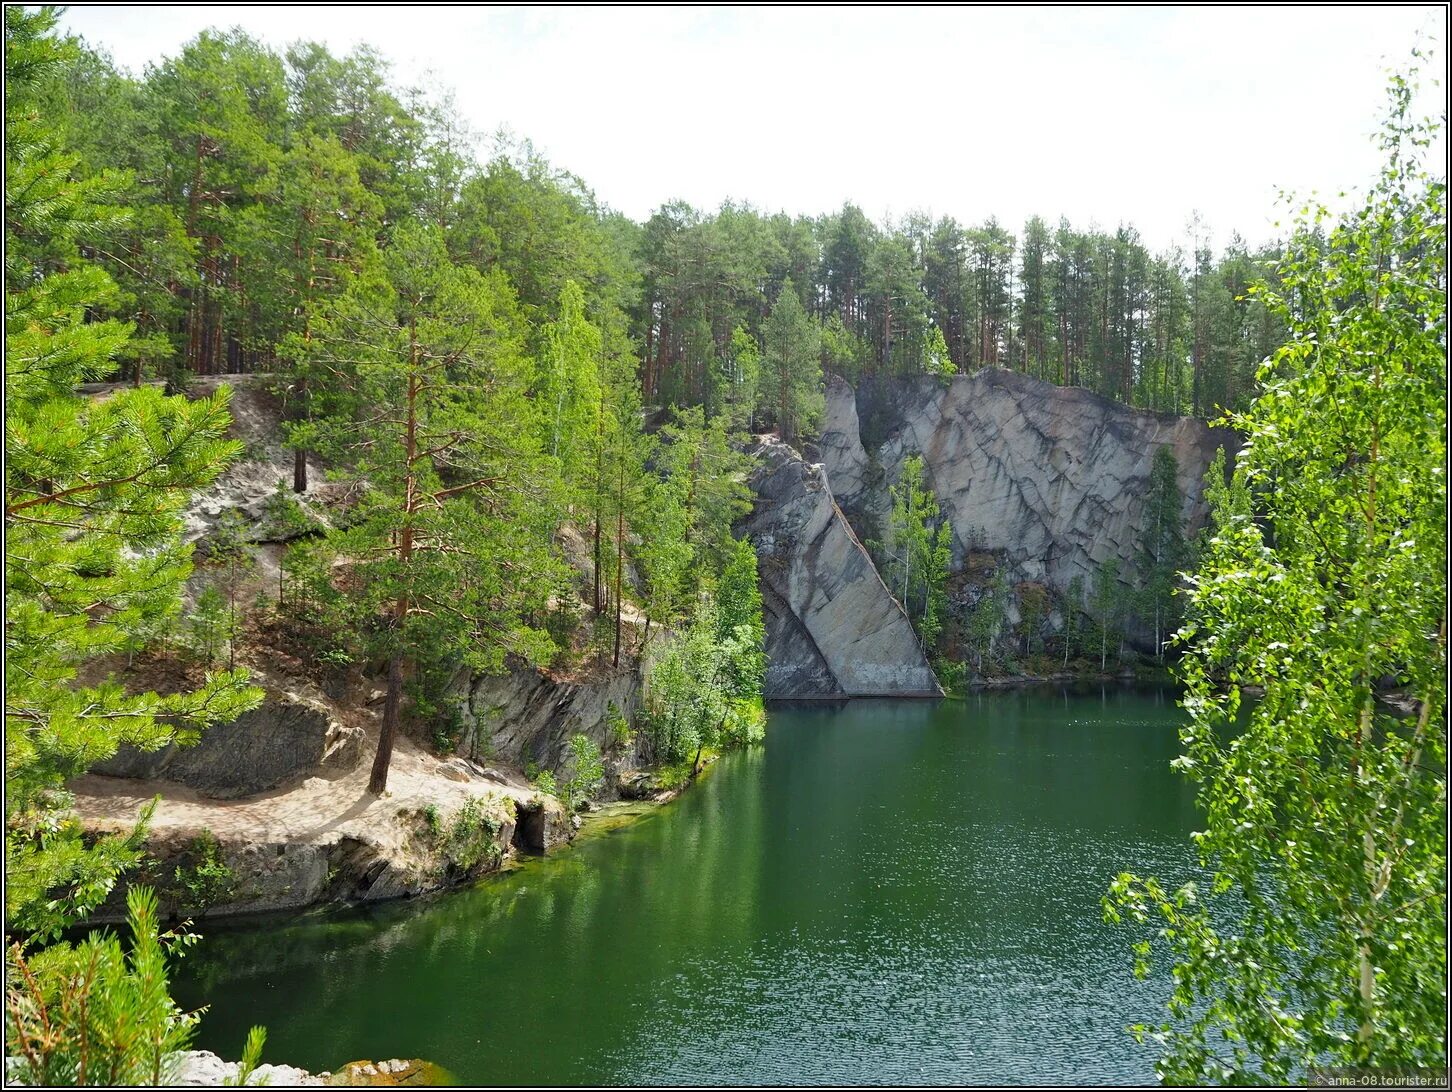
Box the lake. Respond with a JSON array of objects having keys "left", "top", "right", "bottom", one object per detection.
[{"left": 176, "top": 687, "right": 1199, "bottom": 1085}]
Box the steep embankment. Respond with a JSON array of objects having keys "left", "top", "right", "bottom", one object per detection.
[
  {"left": 741, "top": 436, "right": 941, "bottom": 699},
  {"left": 70, "top": 375, "right": 652, "bottom": 921}
]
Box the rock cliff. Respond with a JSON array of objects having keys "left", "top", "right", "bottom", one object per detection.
[
  {"left": 453, "top": 660, "right": 643, "bottom": 775},
  {"left": 741, "top": 437, "right": 941, "bottom": 698},
  {"left": 820, "top": 370, "right": 1237, "bottom": 602}
]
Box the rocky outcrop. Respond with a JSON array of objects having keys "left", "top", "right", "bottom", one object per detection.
[
  {"left": 455, "top": 659, "right": 643, "bottom": 776},
  {"left": 180, "top": 374, "right": 341, "bottom": 546},
  {"left": 821, "top": 370, "right": 1236, "bottom": 600},
  {"left": 74, "top": 774, "right": 549, "bottom": 921},
  {"left": 162, "top": 1050, "right": 445, "bottom": 1086},
  {"left": 93, "top": 695, "right": 363, "bottom": 799},
  {"left": 170, "top": 1051, "right": 325, "bottom": 1086},
  {"left": 742, "top": 437, "right": 941, "bottom": 698}
]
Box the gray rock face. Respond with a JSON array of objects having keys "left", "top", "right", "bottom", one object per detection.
[
  {"left": 742, "top": 437, "right": 941, "bottom": 698},
  {"left": 456, "top": 660, "right": 644, "bottom": 784},
  {"left": 92, "top": 697, "right": 362, "bottom": 798},
  {"left": 821, "top": 370, "right": 1237, "bottom": 599}
]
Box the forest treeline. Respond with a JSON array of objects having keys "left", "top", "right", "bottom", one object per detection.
[{"left": 37, "top": 25, "right": 1283, "bottom": 423}]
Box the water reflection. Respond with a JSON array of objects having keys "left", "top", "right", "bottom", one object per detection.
[{"left": 177, "top": 688, "right": 1197, "bottom": 1085}]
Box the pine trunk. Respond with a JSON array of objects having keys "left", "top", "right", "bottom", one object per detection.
[{"left": 368, "top": 342, "right": 419, "bottom": 795}]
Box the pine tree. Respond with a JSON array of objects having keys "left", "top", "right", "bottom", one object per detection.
[
  {"left": 760, "top": 278, "right": 822, "bottom": 445},
  {"left": 4, "top": 5, "right": 260, "bottom": 937},
  {"left": 299, "top": 221, "right": 560, "bottom": 795}
]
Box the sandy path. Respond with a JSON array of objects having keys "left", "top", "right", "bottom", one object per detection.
[{"left": 71, "top": 727, "right": 538, "bottom": 847}]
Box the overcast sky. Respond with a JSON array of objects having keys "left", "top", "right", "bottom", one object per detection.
[{"left": 58, "top": 4, "right": 1447, "bottom": 253}]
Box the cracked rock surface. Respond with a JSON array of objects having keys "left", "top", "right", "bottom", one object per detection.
[
  {"left": 741, "top": 436, "right": 941, "bottom": 699},
  {"left": 821, "top": 370, "right": 1237, "bottom": 598}
]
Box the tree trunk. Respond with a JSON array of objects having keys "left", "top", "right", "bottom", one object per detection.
[
  {"left": 592, "top": 388, "right": 606, "bottom": 612},
  {"left": 369, "top": 646, "right": 405, "bottom": 795},
  {"left": 368, "top": 344, "right": 419, "bottom": 795},
  {"left": 613, "top": 457, "right": 625, "bottom": 668}
]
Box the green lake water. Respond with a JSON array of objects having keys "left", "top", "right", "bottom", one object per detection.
[{"left": 176, "top": 687, "right": 1200, "bottom": 1085}]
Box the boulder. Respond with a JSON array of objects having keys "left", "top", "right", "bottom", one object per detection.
[
  {"left": 170, "top": 1050, "right": 325, "bottom": 1086},
  {"left": 512, "top": 796, "right": 571, "bottom": 852}
]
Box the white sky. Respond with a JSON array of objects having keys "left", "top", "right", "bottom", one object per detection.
[{"left": 58, "top": 4, "right": 1448, "bottom": 254}]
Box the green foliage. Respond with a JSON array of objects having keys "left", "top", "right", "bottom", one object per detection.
[
  {"left": 4, "top": 6, "right": 262, "bottom": 940},
  {"left": 642, "top": 581, "right": 767, "bottom": 767},
  {"left": 964, "top": 567, "right": 1010, "bottom": 674},
  {"left": 1090, "top": 557, "right": 1123, "bottom": 671},
  {"left": 4, "top": 886, "right": 223, "bottom": 1087},
  {"left": 883, "top": 456, "right": 952, "bottom": 653},
  {"left": 200, "top": 510, "right": 257, "bottom": 671},
  {"left": 759, "top": 279, "right": 823, "bottom": 444},
  {"left": 298, "top": 219, "right": 565, "bottom": 792},
  {"left": 715, "top": 537, "right": 767, "bottom": 700},
  {"left": 260, "top": 481, "right": 313, "bottom": 541},
  {"left": 819, "top": 312, "right": 872, "bottom": 385},
  {"left": 227, "top": 1026, "right": 267, "bottom": 1088},
  {"left": 606, "top": 703, "right": 634, "bottom": 753},
  {"left": 536, "top": 279, "right": 604, "bottom": 493},
  {"left": 559, "top": 734, "right": 605, "bottom": 813},
  {"left": 187, "top": 587, "right": 229, "bottom": 668},
  {"left": 1017, "top": 583, "right": 1050, "bottom": 655},
  {"left": 714, "top": 324, "right": 761, "bottom": 430},
  {"left": 924, "top": 324, "right": 956, "bottom": 381},
  {"left": 1107, "top": 67, "right": 1447, "bottom": 1081},
  {"left": 1062, "top": 574, "right": 1086, "bottom": 667},
  {"left": 1135, "top": 446, "right": 1188, "bottom": 660},
  {"left": 719, "top": 696, "right": 767, "bottom": 750},
  {"left": 440, "top": 797, "right": 503, "bottom": 873},
  {"left": 169, "top": 831, "right": 234, "bottom": 912},
  {"left": 531, "top": 767, "right": 558, "bottom": 799},
  {"left": 932, "top": 658, "right": 969, "bottom": 696}
]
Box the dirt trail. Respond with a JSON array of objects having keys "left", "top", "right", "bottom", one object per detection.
[{"left": 71, "top": 729, "right": 536, "bottom": 846}]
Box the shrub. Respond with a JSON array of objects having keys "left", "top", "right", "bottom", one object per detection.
[
  {"left": 260, "top": 480, "right": 313, "bottom": 540},
  {"left": 560, "top": 734, "right": 605, "bottom": 812},
  {"left": 187, "top": 587, "right": 229, "bottom": 667},
  {"left": 606, "top": 702, "right": 633, "bottom": 753},
  {"left": 169, "top": 830, "right": 234, "bottom": 912},
  {"left": 532, "top": 768, "right": 558, "bottom": 799},
  {"left": 441, "top": 797, "right": 502, "bottom": 872},
  {"left": 4, "top": 887, "right": 217, "bottom": 1086},
  {"left": 641, "top": 585, "right": 766, "bottom": 768}
]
